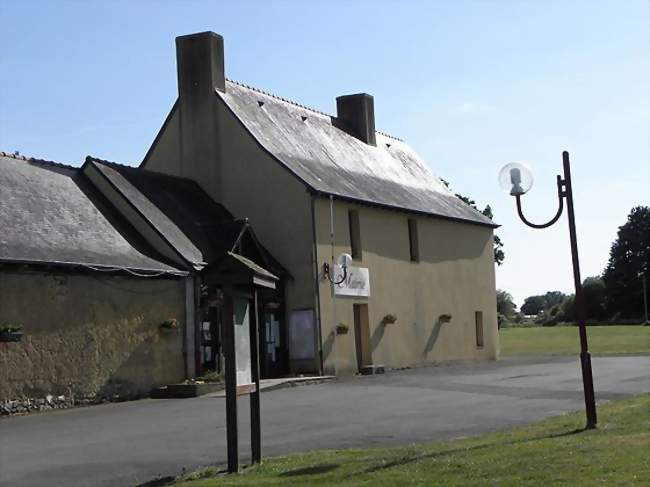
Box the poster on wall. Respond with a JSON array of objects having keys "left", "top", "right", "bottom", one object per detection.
[
  {"left": 333, "top": 265, "right": 370, "bottom": 297},
  {"left": 289, "top": 309, "right": 316, "bottom": 360}
]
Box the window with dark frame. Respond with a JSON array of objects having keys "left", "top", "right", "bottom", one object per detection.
[
  {"left": 475, "top": 311, "right": 484, "bottom": 348},
  {"left": 348, "top": 210, "right": 362, "bottom": 260},
  {"left": 408, "top": 218, "right": 419, "bottom": 262}
]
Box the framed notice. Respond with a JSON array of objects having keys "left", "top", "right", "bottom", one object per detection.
[
  {"left": 233, "top": 297, "right": 252, "bottom": 386},
  {"left": 289, "top": 309, "right": 316, "bottom": 360}
]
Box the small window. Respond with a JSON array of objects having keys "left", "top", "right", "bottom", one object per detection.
[
  {"left": 408, "top": 218, "right": 419, "bottom": 262},
  {"left": 475, "top": 311, "right": 484, "bottom": 348},
  {"left": 348, "top": 210, "right": 362, "bottom": 260}
]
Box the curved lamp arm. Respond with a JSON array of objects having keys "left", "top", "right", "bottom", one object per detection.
[
  {"left": 324, "top": 263, "right": 348, "bottom": 285},
  {"left": 515, "top": 175, "right": 565, "bottom": 229}
]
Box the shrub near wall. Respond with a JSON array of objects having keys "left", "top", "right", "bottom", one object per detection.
[{"left": 0, "top": 268, "right": 186, "bottom": 413}]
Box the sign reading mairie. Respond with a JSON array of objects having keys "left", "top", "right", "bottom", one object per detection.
[{"left": 333, "top": 265, "right": 370, "bottom": 297}]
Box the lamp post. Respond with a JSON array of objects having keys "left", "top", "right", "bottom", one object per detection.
[
  {"left": 500, "top": 151, "right": 597, "bottom": 429},
  {"left": 641, "top": 272, "right": 649, "bottom": 325}
]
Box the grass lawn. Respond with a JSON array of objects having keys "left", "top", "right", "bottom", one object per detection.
[
  {"left": 171, "top": 394, "right": 650, "bottom": 486},
  {"left": 499, "top": 325, "right": 650, "bottom": 356}
]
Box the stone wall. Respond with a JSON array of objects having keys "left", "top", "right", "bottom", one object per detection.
[{"left": 0, "top": 268, "right": 186, "bottom": 405}]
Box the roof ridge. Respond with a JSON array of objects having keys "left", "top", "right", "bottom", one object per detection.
[
  {"left": 87, "top": 155, "right": 209, "bottom": 186},
  {"left": 224, "top": 79, "right": 404, "bottom": 142},
  {"left": 0, "top": 150, "right": 78, "bottom": 170},
  {"left": 225, "top": 78, "right": 331, "bottom": 118},
  {"left": 86, "top": 155, "right": 133, "bottom": 169}
]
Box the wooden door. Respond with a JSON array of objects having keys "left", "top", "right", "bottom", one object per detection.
[{"left": 353, "top": 304, "right": 372, "bottom": 372}]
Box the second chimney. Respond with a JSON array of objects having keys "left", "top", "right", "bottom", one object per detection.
[{"left": 335, "top": 93, "right": 376, "bottom": 146}]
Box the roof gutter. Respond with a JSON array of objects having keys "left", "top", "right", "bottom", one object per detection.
[
  {"left": 0, "top": 257, "right": 189, "bottom": 277},
  {"left": 307, "top": 188, "right": 500, "bottom": 229}
]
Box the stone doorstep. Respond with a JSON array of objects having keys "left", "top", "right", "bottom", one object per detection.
[
  {"left": 151, "top": 376, "right": 335, "bottom": 399},
  {"left": 150, "top": 382, "right": 225, "bottom": 399},
  {"left": 207, "top": 375, "right": 336, "bottom": 398},
  {"left": 360, "top": 364, "right": 386, "bottom": 375}
]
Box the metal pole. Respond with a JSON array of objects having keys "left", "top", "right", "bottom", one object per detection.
[
  {"left": 222, "top": 284, "right": 239, "bottom": 473},
  {"left": 563, "top": 151, "right": 597, "bottom": 429},
  {"left": 643, "top": 274, "right": 649, "bottom": 324},
  {"left": 250, "top": 288, "right": 262, "bottom": 464}
]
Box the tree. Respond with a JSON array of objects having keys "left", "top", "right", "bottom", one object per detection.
[
  {"left": 497, "top": 290, "right": 517, "bottom": 318},
  {"left": 441, "top": 180, "right": 505, "bottom": 265},
  {"left": 602, "top": 206, "right": 650, "bottom": 319},
  {"left": 542, "top": 291, "right": 567, "bottom": 310},
  {"left": 521, "top": 295, "right": 545, "bottom": 315},
  {"left": 582, "top": 276, "right": 606, "bottom": 320}
]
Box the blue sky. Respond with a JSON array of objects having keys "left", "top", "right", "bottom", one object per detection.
[{"left": 1, "top": 0, "right": 648, "bottom": 306}]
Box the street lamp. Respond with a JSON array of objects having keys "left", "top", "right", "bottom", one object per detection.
[{"left": 499, "top": 151, "right": 597, "bottom": 429}]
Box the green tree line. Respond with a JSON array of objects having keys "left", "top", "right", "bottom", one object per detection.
[{"left": 499, "top": 206, "right": 650, "bottom": 325}]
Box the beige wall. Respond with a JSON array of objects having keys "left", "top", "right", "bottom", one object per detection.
[
  {"left": 142, "top": 104, "right": 182, "bottom": 176},
  {"left": 314, "top": 197, "right": 499, "bottom": 376},
  {"left": 0, "top": 269, "right": 186, "bottom": 401},
  {"left": 144, "top": 97, "right": 320, "bottom": 372}
]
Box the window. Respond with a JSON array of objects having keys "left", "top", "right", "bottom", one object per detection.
[
  {"left": 475, "top": 311, "right": 484, "bottom": 348},
  {"left": 408, "top": 218, "right": 419, "bottom": 262},
  {"left": 348, "top": 210, "right": 362, "bottom": 260}
]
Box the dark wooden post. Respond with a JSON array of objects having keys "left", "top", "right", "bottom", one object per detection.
[
  {"left": 222, "top": 284, "right": 239, "bottom": 473},
  {"left": 250, "top": 288, "right": 262, "bottom": 464}
]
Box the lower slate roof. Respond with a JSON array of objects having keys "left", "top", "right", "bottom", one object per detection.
[
  {"left": 218, "top": 80, "right": 496, "bottom": 227},
  {"left": 0, "top": 153, "right": 186, "bottom": 275},
  {"left": 85, "top": 157, "right": 288, "bottom": 278},
  {"left": 87, "top": 158, "right": 238, "bottom": 267}
]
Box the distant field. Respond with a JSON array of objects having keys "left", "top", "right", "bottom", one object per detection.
[{"left": 500, "top": 325, "right": 650, "bottom": 356}]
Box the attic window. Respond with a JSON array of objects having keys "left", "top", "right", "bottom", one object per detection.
[
  {"left": 257, "top": 101, "right": 265, "bottom": 107},
  {"left": 348, "top": 210, "right": 362, "bottom": 260}
]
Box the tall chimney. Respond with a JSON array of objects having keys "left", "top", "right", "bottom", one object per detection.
[
  {"left": 335, "top": 93, "right": 376, "bottom": 146},
  {"left": 176, "top": 31, "right": 225, "bottom": 95},
  {"left": 174, "top": 31, "right": 224, "bottom": 199}
]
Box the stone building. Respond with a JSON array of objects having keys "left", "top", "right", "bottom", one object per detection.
[
  {"left": 142, "top": 31, "right": 499, "bottom": 376},
  {"left": 0, "top": 151, "right": 284, "bottom": 406}
]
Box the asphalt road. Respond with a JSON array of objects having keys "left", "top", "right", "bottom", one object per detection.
[{"left": 1, "top": 355, "right": 649, "bottom": 487}]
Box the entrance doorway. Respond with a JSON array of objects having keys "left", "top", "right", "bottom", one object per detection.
[{"left": 353, "top": 303, "right": 372, "bottom": 372}]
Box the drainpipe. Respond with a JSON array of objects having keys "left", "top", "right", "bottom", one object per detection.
[
  {"left": 329, "top": 194, "right": 338, "bottom": 376},
  {"left": 310, "top": 195, "right": 324, "bottom": 375},
  {"left": 184, "top": 275, "right": 198, "bottom": 379}
]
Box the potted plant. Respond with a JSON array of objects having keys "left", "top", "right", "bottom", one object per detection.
[
  {"left": 159, "top": 318, "right": 180, "bottom": 333},
  {"left": 335, "top": 322, "right": 349, "bottom": 335},
  {"left": 381, "top": 314, "right": 397, "bottom": 325},
  {"left": 0, "top": 324, "right": 23, "bottom": 342},
  {"left": 438, "top": 314, "right": 452, "bottom": 324}
]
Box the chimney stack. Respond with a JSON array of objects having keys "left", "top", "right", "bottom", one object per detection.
[
  {"left": 176, "top": 31, "right": 225, "bottom": 96},
  {"left": 335, "top": 93, "right": 376, "bottom": 146},
  {"left": 173, "top": 31, "right": 224, "bottom": 198}
]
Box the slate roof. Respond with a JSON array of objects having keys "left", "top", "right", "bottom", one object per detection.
[
  {"left": 226, "top": 251, "right": 278, "bottom": 281},
  {"left": 0, "top": 153, "right": 185, "bottom": 275},
  {"left": 218, "top": 80, "right": 496, "bottom": 227},
  {"left": 86, "top": 158, "right": 287, "bottom": 275}
]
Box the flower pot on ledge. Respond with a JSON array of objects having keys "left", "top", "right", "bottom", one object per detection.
[
  {"left": 159, "top": 319, "right": 180, "bottom": 334},
  {"left": 335, "top": 324, "right": 349, "bottom": 335},
  {"left": 0, "top": 331, "right": 23, "bottom": 342}
]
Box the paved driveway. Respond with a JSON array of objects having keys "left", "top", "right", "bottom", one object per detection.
[{"left": 1, "top": 355, "right": 649, "bottom": 487}]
